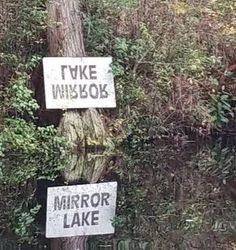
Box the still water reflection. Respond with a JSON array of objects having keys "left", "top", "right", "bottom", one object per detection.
[{"left": 3, "top": 139, "right": 236, "bottom": 249}]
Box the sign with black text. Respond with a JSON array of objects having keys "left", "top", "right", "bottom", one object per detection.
[
  {"left": 43, "top": 57, "right": 116, "bottom": 109},
  {"left": 46, "top": 182, "right": 117, "bottom": 238}
]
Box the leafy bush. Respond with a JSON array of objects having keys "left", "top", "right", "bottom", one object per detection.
[
  {"left": 0, "top": 0, "right": 69, "bottom": 243},
  {"left": 208, "top": 89, "right": 236, "bottom": 127},
  {"left": 13, "top": 204, "right": 42, "bottom": 244},
  {"left": 0, "top": 117, "right": 70, "bottom": 243},
  {"left": 83, "top": 0, "right": 236, "bottom": 138},
  {"left": 1, "top": 0, "right": 236, "bottom": 244}
]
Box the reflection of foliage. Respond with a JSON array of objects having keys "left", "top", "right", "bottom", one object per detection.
[
  {"left": 112, "top": 215, "right": 127, "bottom": 228},
  {"left": 13, "top": 203, "right": 41, "bottom": 244},
  {"left": 114, "top": 141, "right": 236, "bottom": 249},
  {"left": 0, "top": 119, "right": 70, "bottom": 243},
  {"left": 0, "top": 119, "right": 70, "bottom": 183},
  {"left": 2, "top": 0, "right": 236, "bottom": 247},
  {"left": 194, "top": 142, "right": 236, "bottom": 180}
]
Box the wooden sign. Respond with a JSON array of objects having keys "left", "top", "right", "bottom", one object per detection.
[
  {"left": 46, "top": 182, "right": 117, "bottom": 238},
  {"left": 43, "top": 57, "right": 116, "bottom": 109}
]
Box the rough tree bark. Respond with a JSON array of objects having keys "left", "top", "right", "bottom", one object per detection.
[{"left": 46, "top": 0, "right": 110, "bottom": 249}]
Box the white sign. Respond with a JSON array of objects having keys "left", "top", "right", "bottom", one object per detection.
[
  {"left": 43, "top": 57, "right": 116, "bottom": 109},
  {"left": 46, "top": 182, "right": 117, "bottom": 238}
]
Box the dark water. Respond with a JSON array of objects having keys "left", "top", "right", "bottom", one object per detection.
[
  {"left": 91, "top": 138, "right": 236, "bottom": 249},
  {"left": 3, "top": 138, "right": 236, "bottom": 249}
]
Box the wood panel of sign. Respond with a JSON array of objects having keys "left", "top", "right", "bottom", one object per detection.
[{"left": 43, "top": 57, "right": 116, "bottom": 109}]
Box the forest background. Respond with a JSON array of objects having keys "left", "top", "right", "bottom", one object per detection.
[{"left": 0, "top": 0, "right": 236, "bottom": 245}]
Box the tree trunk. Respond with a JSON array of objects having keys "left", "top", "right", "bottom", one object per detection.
[
  {"left": 46, "top": 0, "right": 110, "bottom": 249},
  {"left": 47, "top": 0, "right": 85, "bottom": 57}
]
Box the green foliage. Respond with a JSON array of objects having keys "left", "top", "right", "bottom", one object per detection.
[
  {"left": 0, "top": 119, "right": 37, "bottom": 156},
  {"left": 185, "top": 49, "right": 222, "bottom": 77},
  {"left": 1, "top": 0, "right": 47, "bottom": 56},
  {"left": 83, "top": 0, "right": 236, "bottom": 137},
  {"left": 84, "top": 16, "right": 113, "bottom": 56},
  {"left": 13, "top": 203, "right": 41, "bottom": 244},
  {"left": 1, "top": 0, "right": 236, "bottom": 245},
  {"left": 124, "top": 114, "right": 162, "bottom": 151},
  {"left": 105, "top": 0, "right": 138, "bottom": 9},
  {"left": 6, "top": 74, "right": 39, "bottom": 117},
  {"left": 211, "top": 0, "right": 236, "bottom": 14},
  {"left": 1, "top": 54, "right": 43, "bottom": 120},
  {"left": 0, "top": 117, "right": 70, "bottom": 242},
  {"left": 208, "top": 89, "right": 236, "bottom": 127},
  {"left": 112, "top": 215, "right": 127, "bottom": 228},
  {"left": 83, "top": 5, "right": 150, "bottom": 110},
  {"left": 0, "top": 0, "right": 67, "bottom": 243},
  {"left": 0, "top": 118, "right": 70, "bottom": 183}
]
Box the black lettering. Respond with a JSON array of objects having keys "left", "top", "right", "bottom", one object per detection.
[
  {"left": 63, "top": 214, "right": 70, "bottom": 228},
  {"left": 99, "top": 84, "right": 108, "bottom": 98},
  {"left": 82, "top": 211, "right": 90, "bottom": 226},
  {"left": 91, "top": 193, "right": 100, "bottom": 208},
  {"left": 67, "top": 195, "right": 71, "bottom": 209},
  {"left": 69, "top": 84, "right": 78, "bottom": 99},
  {"left": 61, "top": 65, "right": 67, "bottom": 80},
  {"left": 79, "top": 65, "right": 88, "bottom": 79},
  {"left": 65, "top": 84, "right": 69, "bottom": 99},
  {"left": 81, "top": 194, "right": 89, "bottom": 208},
  {"left": 54, "top": 196, "right": 66, "bottom": 210},
  {"left": 89, "top": 65, "right": 97, "bottom": 80},
  {"left": 71, "top": 195, "right": 80, "bottom": 209},
  {"left": 52, "top": 84, "right": 65, "bottom": 99},
  {"left": 91, "top": 211, "right": 99, "bottom": 225},
  {"left": 69, "top": 65, "right": 78, "bottom": 79},
  {"left": 101, "top": 193, "right": 110, "bottom": 206},
  {"left": 89, "top": 84, "right": 99, "bottom": 99},
  {"left": 71, "top": 213, "right": 80, "bottom": 227},
  {"left": 79, "top": 85, "right": 88, "bottom": 98}
]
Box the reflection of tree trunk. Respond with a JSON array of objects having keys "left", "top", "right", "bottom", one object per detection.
[
  {"left": 49, "top": 153, "right": 109, "bottom": 250},
  {"left": 64, "top": 153, "right": 110, "bottom": 184},
  {"left": 47, "top": 0, "right": 110, "bottom": 249},
  {"left": 51, "top": 236, "right": 88, "bottom": 250},
  {"left": 117, "top": 239, "right": 153, "bottom": 250}
]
